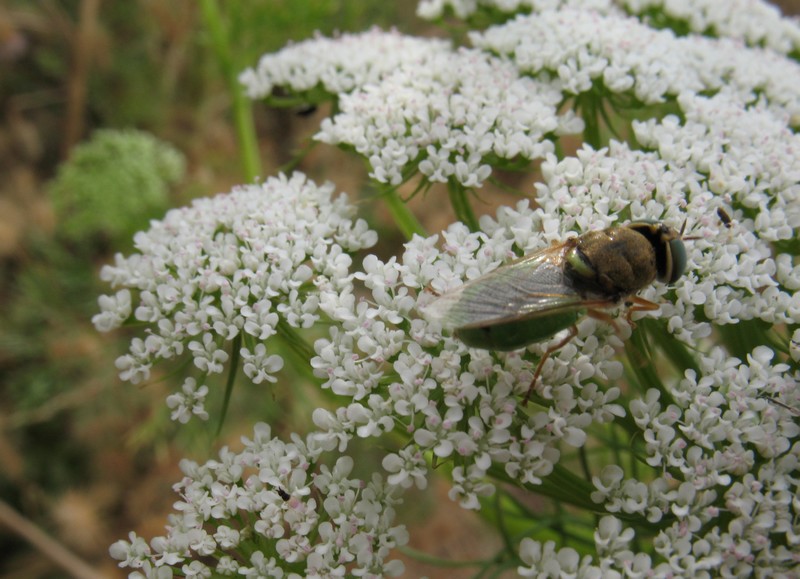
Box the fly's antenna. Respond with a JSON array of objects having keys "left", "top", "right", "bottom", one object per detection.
[{"left": 678, "top": 218, "right": 702, "bottom": 241}]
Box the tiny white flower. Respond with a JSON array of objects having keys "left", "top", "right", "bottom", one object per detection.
[
  {"left": 382, "top": 447, "right": 429, "bottom": 490},
  {"left": 165, "top": 378, "right": 210, "bottom": 424},
  {"left": 242, "top": 344, "right": 284, "bottom": 385},
  {"left": 92, "top": 289, "right": 132, "bottom": 332}
]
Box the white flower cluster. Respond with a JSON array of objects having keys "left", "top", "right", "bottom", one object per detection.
[
  {"left": 316, "top": 47, "right": 583, "bottom": 186},
  {"left": 517, "top": 517, "right": 646, "bottom": 578},
  {"left": 239, "top": 27, "right": 452, "bottom": 100},
  {"left": 533, "top": 134, "right": 799, "bottom": 345},
  {"left": 635, "top": 93, "right": 800, "bottom": 239},
  {"left": 109, "top": 423, "right": 409, "bottom": 577},
  {"left": 418, "top": 0, "right": 800, "bottom": 57},
  {"left": 309, "top": 120, "right": 798, "bottom": 537},
  {"left": 93, "top": 172, "right": 376, "bottom": 409},
  {"left": 241, "top": 28, "right": 581, "bottom": 188},
  {"left": 634, "top": 92, "right": 800, "bottom": 324},
  {"left": 620, "top": 0, "right": 800, "bottom": 55},
  {"left": 166, "top": 378, "right": 209, "bottom": 424},
  {"left": 303, "top": 195, "right": 671, "bottom": 505},
  {"left": 471, "top": 9, "right": 800, "bottom": 115},
  {"left": 584, "top": 347, "right": 800, "bottom": 576}
]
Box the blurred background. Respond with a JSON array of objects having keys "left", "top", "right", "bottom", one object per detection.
[{"left": 0, "top": 1, "right": 798, "bottom": 577}]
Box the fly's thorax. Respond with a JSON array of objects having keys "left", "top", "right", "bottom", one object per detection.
[
  {"left": 625, "top": 221, "right": 686, "bottom": 283},
  {"left": 565, "top": 227, "right": 657, "bottom": 299}
]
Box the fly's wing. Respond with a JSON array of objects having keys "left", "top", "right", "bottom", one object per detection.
[{"left": 421, "top": 245, "right": 586, "bottom": 330}]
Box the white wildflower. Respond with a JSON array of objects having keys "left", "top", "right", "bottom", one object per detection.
[
  {"left": 316, "top": 46, "right": 581, "bottom": 187},
  {"left": 472, "top": 9, "right": 800, "bottom": 117},
  {"left": 417, "top": 0, "right": 618, "bottom": 20},
  {"left": 241, "top": 343, "right": 284, "bottom": 384},
  {"left": 92, "top": 289, "right": 132, "bottom": 332},
  {"left": 111, "top": 423, "right": 407, "bottom": 576},
  {"left": 95, "top": 172, "right": 375, "bottom": 405},
  {"left": 621, "top": 0, "right": 800, "bottom": 55},
  {"left": 240, "top": 27, "right": 451, "bottom": 99},
  {"left": 166, "top": 377, "right": 210, "bottom": 423}
]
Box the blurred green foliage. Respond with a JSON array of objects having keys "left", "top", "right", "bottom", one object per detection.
[
  {"left": 48, "top": 129, "right": 185, "bottom": 248},
  {"left": 224, "top": 0, "right": 418, "bottom": 63}
]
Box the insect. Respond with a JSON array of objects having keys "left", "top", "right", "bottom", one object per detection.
[
  {"left": 421, "top": 220, "right": 689, "bottom": 403},
  {"left": 717, "top": 207, "right": 733, "bottom": 228}
]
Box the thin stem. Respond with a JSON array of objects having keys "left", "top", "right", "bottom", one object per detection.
[
  {"left": 217, "top": 333, "right": 242, "bottom": 436},
  {"left": 199, "top": 0, "right": 261, "bottom": 182},
  {"left": 381, "top": 186, "right": 427, "bottom": 239},
  {"left": 493, "top": 490, "right": 516, "bottom": 556},
  {"left": 275, "top": 320, "right": 317, "bottom": 382},
  {"left": 488, "top": 462, "right": 598, "bottom": 513},
  {"left": 448, "top": 182, "right": 480, "bottom": 232},
  {"left": 579, "top": 93, "right": 603, "bottom": 150}
]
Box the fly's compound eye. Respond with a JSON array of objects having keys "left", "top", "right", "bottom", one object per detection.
[{"left": 663, "top": 236, "right": 687, "bottom": 284}]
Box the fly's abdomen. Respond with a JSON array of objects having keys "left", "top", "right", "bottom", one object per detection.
[{"left": 455, "top": 309, "right": 581, "bottom": 351}]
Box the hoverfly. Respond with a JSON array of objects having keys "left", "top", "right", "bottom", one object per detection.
[{"left": 421, "top": 220, "right": 689, "bottom": 403}]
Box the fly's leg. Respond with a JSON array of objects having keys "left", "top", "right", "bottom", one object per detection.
[
  {"left": 760, "top": 395, "right": 800, "bottom": 417},
  {"left": 586, "top": 308, "right": 620, "bottom": 331},
  {"left": 623, "top": 296, "right": 660, "bottom": 328},
  {"left": 523, "top": 325, "right": 578, "bottom": 406}
]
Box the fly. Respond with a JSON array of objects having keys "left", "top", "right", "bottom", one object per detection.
[{"left": 421, "top": 220, "right": 690, "bottom": 403}]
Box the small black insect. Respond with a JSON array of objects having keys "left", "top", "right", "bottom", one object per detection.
[{"left": 717, "top": 208, "right": 732, "bottom": 229}]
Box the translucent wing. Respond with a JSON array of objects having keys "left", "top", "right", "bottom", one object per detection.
[{"left": 422, "top": 244, "right": 587, "bottom": 330}]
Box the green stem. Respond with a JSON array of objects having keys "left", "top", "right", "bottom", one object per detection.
[
  {"left": 381, "top": 187, "right": 427, "bottom": 240},
  {"left": 579, "top": 93, "right": 602, "bottom": 150},
  {"left": 199, "top": 0, "right": 261, "bottom": 182},
  {"left": 488, "top": 462, "right": 598, "bottom": 513},
  {"left": 448, "top": 182, "right": 480, "bottom": 232},
  {"left": 217, "top": 333, "right": 242, "bottom": 436},
  {"left": 493, "top": 490, "right": 515, "bottom": 556},
  {"left": 275, "top": 320, "right": 316, "bottom": 382}
]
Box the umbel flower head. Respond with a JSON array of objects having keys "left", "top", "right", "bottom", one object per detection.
[
  {"left": 471, "top": 8, "right": 800, "bottom": 116},
  {"left": 239, "top": 27, "right": 452, "bottom": 99},
  {"left": 93, "top": 172, "right": 376, "bottom": 417},
  {"left": 241, "top": 28, "right": 583, "bottom": 188},
  {"left": 306, "top": 142, "right": 800, "bottom": 574},
  {"left": 419, "top": 0, "right": 800, "bottom": 57},
  {"left": 109, "top": 423, "right": 409, "bottom": 577}
]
